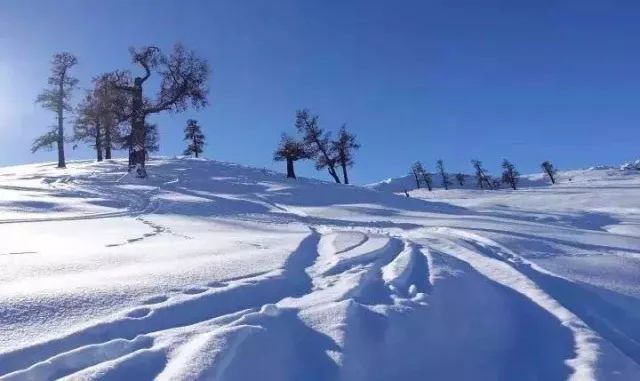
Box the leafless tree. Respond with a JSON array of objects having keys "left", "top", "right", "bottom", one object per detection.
[
  {"left": 331, "top": 125, "right": 360, "bottom": 184},
  {"left": 501, "top": 159, "right": 520, "bottom": 190},
  {"left": 108, "top": 44, "right": 209, "bottom": 177},
  {"left": 295, "top": 109, "right": 341, "bottom": 183},
  {"left": 436, "top": 159, "right": 451, "bottom": 190},
  {"left": 471, "top": 159, "right": 493, "bottom": 189},
  {"left": 541, "top": 160, "right": 557, "bottom": 184}
]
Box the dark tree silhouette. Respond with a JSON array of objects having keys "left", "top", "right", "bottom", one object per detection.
[
  {"left": 455, "top": 173, "right": 465, "bottom": 186},
  {"left": 501, "top": 159, "right": 520, "bottom": 190},
  {"left": 183, "top": 119, "right": 206, "bottom": 158},
  {"left": 471, "top": 159, "right": 493, "bottom": 189},
  {"left": 541, "top": 160, "right": 557, "bottom": 184},
  {"left": 410, "top": 162, "right": 423, "bottom": 189},
  {"left": 93, "top": 74, "right": 129, "bottom": 160},
  {"left": 436, "top": 159, "right": 451, "bottom": 190},
  {"left": 109, "top": 44, "right": 209, "bottom": 177},
  {"left": 412, "top": 161, "right": 432, "bottom": 191},
  {"left": 331, "top": 125, "right": 360, "bottom": 184},
  {"left": 119, "top": 122, "right": 159, "bottom": 160},
  {"left": 33, "top": 52, "right": 78, "bottom": 168},
  {"left": 295, "top": 109, "right": 341, "bottom": 183},
  {"left": 273, "top": 134, "right": 308, "bottom": 179},
  {"left": 73, "top": 92, "right": 103, "bottom": 161}
]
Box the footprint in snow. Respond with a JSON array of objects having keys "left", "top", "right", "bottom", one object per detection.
[
  {"left": 183, "top": 287, "right": 208, "bottom": 295},
  {"left": 142, "top": 295, "right": 169, "bottom": 305},
  {"left": 127, "top": 307, "right": 152, "bottom": 319}
]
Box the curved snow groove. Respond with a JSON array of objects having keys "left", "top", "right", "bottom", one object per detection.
[
  {"left": 0, "top": 230, "right": 321, "bottom": 376},
  {"left": 0, "top": 336, "right": 153, "bottom": 381},
  {"left": 453, "top": 231, "right": 640, "bottom": 369},
  {"left": 413, "top": 227, "right": 639, "bottom": 381}
]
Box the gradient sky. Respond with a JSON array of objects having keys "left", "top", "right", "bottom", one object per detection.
[{"left": 1, "top": 0, "right": 639, "bottom": 184}]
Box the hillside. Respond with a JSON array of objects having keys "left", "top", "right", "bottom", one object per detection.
[{"left": 1, "top": 158, "right": 640, "bottom": 380}]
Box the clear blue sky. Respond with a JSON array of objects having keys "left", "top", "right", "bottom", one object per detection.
[{"left": 1, "top": 0, "right": 638, "bottom": 184}]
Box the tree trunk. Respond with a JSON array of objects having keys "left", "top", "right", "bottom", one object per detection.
[
  {"left": 548, "top": 171, "right": 556, "bottom": 184},
  {"left": 328, "top": 166, "right": 341, "bottom": 183},
  {"left": 104, "top": 122, "right": 112, "bottom": 160},
  {"left": 286, "top": 158, "right": 296, "bottom": 179},
  {"left": 194, "top": 143, "right": 199, "bottom": 158},
  {"left": 129, "top": 82, "right": 147, "bottom": 178},
  {"left": 56, "top": 78, "right": 66, "bottom": 168},
  {"left": 95, "top": 121, "right": 103, "bottom": 162},
  {"left": 341, "top": 164, "right": 349, "bottom": 185}
]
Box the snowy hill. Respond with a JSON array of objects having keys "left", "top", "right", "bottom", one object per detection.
[
  {"left": 367, "top": 162, "right": 640, "bottom": 193},
  {"left": 1, "top": 158, "right": 640, "bottom": 380}
]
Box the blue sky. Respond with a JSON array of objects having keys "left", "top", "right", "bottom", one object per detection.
[{"left": 0, "top": 0, "right": 638, "bottom": 184}]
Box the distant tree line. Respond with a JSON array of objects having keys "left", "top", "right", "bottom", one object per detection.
[
  {"left": 33, "top": 45, "right": 210, "bottom": 177},
  {"left": 274, "top": 109, "right": 360, "bottom": 184},
  {"left": 405, "top": 159, "right": 559, "bottom": 192}
]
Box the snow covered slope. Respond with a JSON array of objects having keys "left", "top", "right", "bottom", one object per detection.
[{"left": 1, "top": 158, "right": 640, "bottom": 380}]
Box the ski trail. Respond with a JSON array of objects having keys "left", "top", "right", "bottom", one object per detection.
[
  {"left": 0, "top": 230, "right": 321, "bottom": 377},
  {"left": 410, "top": 227, "right": 640, "bottom": 380}
]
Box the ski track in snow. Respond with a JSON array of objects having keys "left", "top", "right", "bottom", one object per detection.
[{"left": 1, "top": 159, "right": 640, "bottom": 380}]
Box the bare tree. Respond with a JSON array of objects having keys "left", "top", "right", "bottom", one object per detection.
[
  {"left": 410, "top": 162, "right": 423, "bottom": 189},
  {"left": 183, "top": 119, "right": 206, "bottom": 158},
  {"left": 33, "top": 52, "right": 78, "bottom": 168},
  {"left": 331, "top": 125, "right": 360, "bottom": 184},
  {"left": 436, "top": 159, "right": 451, "bottom": 190},
  {"left": 93, "top": 74, "right": 129, "bottom": 160},
  {"left": 295, "top": 109, "right": 341, "bottom": 183},
  {"left": 109, "top": 44, "right": 209, "bottom": 177},
  {"left": 541, "top": 160, "right": 557, "bottom": 184},
  {"left": 455, "top": 173, "right": 465, "bottom": 186},
  {"left": 73, "top": 92, "right": 103, "bottom": 161},
  {"left": 501, "top": 159, "right": 520, "bottom": 190},
  {"left": 274, "top": 134, "right": 308, "bottom": 179},
  {"left": 471, "top": 159, "right": 493, "bottom": 189},
  {"left": 412, "top": 161, "right": 432, "bottom": 191}
]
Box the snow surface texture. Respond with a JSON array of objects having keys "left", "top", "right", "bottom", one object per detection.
[{"left": 1, "top": 158, "right": 640, "bottom": 380}]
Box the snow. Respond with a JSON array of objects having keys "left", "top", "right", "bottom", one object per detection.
[{"left": 1, "top": 157, "right": 640, "bottom": 380}]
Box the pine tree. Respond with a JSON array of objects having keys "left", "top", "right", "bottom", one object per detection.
[
  {"left": 541, "top": 160, "right": 557, "bottom": 184},
  {"left": 33, "top": 52, "right": 78, "bottom": 168},
  {"left": 331, "top": 125, "right": 360, "bottom": 184},
  {"left": 295, "top": 109, "right": 341, "bottom": 183},
  {"left": 273, "top": 134, "right": 308, "bottom": 179},
  {"left": 501, "top": 159, "right": 520, "bottom": 190},
  {"left": 455, "top": 173, "right": 465, "bottom": 186},
  {"left": 183, "top": 119, "right": 206, "bottom": 158},
  {"left": 436, "top": 159, "right": 451, "bottom": 190}
]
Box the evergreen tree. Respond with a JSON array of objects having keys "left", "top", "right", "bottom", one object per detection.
[
  {"left": 33, "top": 52, "right": 78, "bottom": 168},
  {"left": 183, "top": 119, "right": 206, "bottom": 158},
  {"left": 501, "top": 159, "right": 520, "bottom": 190},
  {"left": 436, "top": 159, "right": 451, "bottom": 190},
  {"left": 541, "top": 160, "right": 557, "bottom": 184},
  {"left": 273, "top": 134, "right": 308, "bottom": 179},
  {"left": 455, "top": 173, "right": 465, "bottom": 186},
  {"left": 295, "top": 109, "right": 341, "bottom": 183},
  {"left": 331, "top": 125, "right": 360, "bottom": 184}
]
